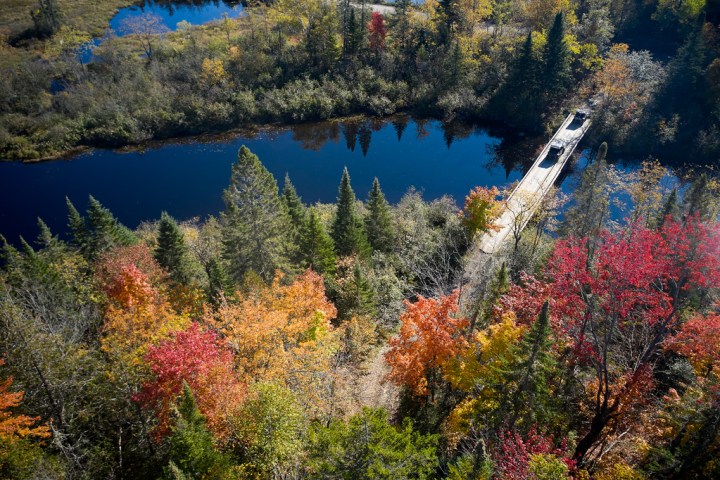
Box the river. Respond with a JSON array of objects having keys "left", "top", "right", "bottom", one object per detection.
[{"left": 0, "top": 117, "right": 552, "bottom": 245}]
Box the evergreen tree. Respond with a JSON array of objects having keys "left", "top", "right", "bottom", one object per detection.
[
  {"left": 542, "top": 13, "right": 571, "bottom": 97},
  {"left": 308, "top": 408, "right": 439, "bottom": 478},
  {"left": 221, "top": 146, "right": 291, "bottom": 282},
  {"left": 331, "top": 168, "right": 370, "bottom": 257},
  {"left": 472, "top": 262, "right": 510, "bottom": 331},
  {"left": 155, "top": 212, "right": 195, "bottom": 285},
  {"left": 205, "top": 257, "right": 232, "bottom": 305},
  {"left": 282, "top": 174, "right": 307, "bottom": 231},
  {"left": 163, "top": 383, "right": 232, "bottom": 480},
  {"left": 35, "top": 218, "right": 59, "bottom": 251},
  {"left": 84, "top": 195, "right": 137, "bottom": 259},
  {"left": 306, "top": 3, "right": 341, "bottom": 72},
  {"left": 300, "top": 208, "right": 337, "bottom": 275},
  {"left": 683, "top": 172, "right": 712, "bottom": 221},
  {"left": 505, "top": 301, "right": 559, "bottom": 431},
  {"left": 365, "top": 178, "right": 395, "bottom": 253},
  {"left": 65, "top": 196, "right": 87, "bottom": 252},
  {"left": 30, "top": 0, "right": 61, "bottom": 37},
  {"left": 562, "top": 142, "right": 611, "bottom": 242},
  {"left": 656, "top": 188, "right": 680, "bottom": 228}
]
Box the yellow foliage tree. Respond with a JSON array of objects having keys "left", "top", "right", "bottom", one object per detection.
[
  {"left": 443, "top": 312, "right": 525, "bottom": 443},
  {"left": 206, "top": 270, "right": 340, "bottom": 416}
]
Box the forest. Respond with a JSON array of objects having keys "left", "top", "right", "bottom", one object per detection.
[
  {"left": 1, "top": 142, "right": 720, "bottom": 479},
  {"left": 3, "top": 0, "right": 720, "bottom": 479},
  {"left": 0, "top": 0, "right": 719, "bottom": 163}
]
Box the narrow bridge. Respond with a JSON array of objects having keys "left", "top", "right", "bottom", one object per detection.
[{"left": 477, "top": 111, "right": 592, "bottom": 254}]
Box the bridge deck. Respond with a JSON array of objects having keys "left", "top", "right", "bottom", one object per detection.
[{"left": 477, "top": 113, "right": 592, "bottom": 254}]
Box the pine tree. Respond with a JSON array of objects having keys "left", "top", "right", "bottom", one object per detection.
[
  {"left": 35, "top": 218, "right": 59, "bottom": 251},
  {"left": 300, "top": 208, "right": 337, "bottom": 275},
  {"left": 562, "top": 142, "right": 611, "bottom": 241},
  {"left": 542, "top": 13, "right": 571, "bottom": 96},
  {"left": 205, "top": 257, "right": 232, "bottom": 305},
  {"left": 683, "top": 172, "right": 712, "bottom": 221},
  {"left": 505, "top": 301, "right": 558, "bottom": 430},
  {"left": 331, "top": 168, "right": 369, "bottom": 257},
  {"left": 282, "top": 174, "right": 307, "bottom": 231},
  {"left": 155, "top": 212, "right": 194, "bottom": 285},
  {"left": 656, "top": 188, "right": 680, "bottom": 228},
  {"left": 163, "top": 383, "right": 232, "bottom": 480},
  {"left": 221, "top": 146, "right": 291, "bottom": 282},
  {"left": 472, "top": 262, "right": 510, "bottom": 331},
  {"left": 65, "top": 196, "right": 87, "bottom": 251},
  {"left": 81, "top": 196, "right": 136, "bottom": 259},
  {"left": 365, "top": 178, "right": 395, "bottom": 253}
]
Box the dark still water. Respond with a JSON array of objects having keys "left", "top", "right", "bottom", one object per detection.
[{"left": 0, "top": 118, "right": 539, "bottom": 245}]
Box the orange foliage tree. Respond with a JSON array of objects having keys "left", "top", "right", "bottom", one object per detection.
[
  {"left": 206, "top": 270, "right": 339, "bottom": 416},
  {"left": 99, "top": 260, "right": 189, "bottom": 370},
  {"left": 385, "top": 291, "right": 469, "bottom": 398},
  {"left": 0, "top": 360, "right": 49, "bottom": 442}
]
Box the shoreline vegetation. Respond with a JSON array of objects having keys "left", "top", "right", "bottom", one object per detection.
[{"left": 1, "top": 0, "right": 719, "bottom": 164}]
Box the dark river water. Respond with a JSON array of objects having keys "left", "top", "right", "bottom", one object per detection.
[{"left": 0, "top": 117, "right": 554, "bottom": 245}]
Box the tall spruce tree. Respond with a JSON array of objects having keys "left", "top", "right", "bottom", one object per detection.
[
  {"left": 221, "top": 146, "right": 290, "bottom": 282},
  {"left": 683, "top": 172, "right": 713, "bottom": 221},
  {"left": 282, "top": 174, "right": 307, "bottom": 231},
  {"left": 65, "top": 196, "right": 87, "bottom": 252},
  {"left": 331, "top": 168, "right": 369, "bottom": 257},
  {"left": 656, "top": 188, "right": 680, "bottom": 228},
  {"left": 164, "top": 383, "right": 232, "bottom": 480},
  {"left": 300, "top": 208, "right": 337, "bottom": 275},
  {"left": 365, "top": 178, "right": 395, "bottom": 253},
  {"left": 542, "top": 12, "right": 571, "bottom": 97},
  {"left": 67, "top": 195, "right": 136, "bottom": 259},
  {"left": 562, "top": 142, "right": 611, "bottom": 241},
  {"left": 205, "top": 257, "right": 232, "bottom": 305},
  {"left": 155, "top": 212, "right": 196, "bottom": 285},
  {"left": 505, "top": 301, "right": 558, "bottom": 430}
]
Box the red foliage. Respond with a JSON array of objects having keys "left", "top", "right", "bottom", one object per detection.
[
  {"left": 368, "top": 12, "right": 387, "bottom": 52},
  {"left": 385, "top": 291, "right": 469, "bottom": 397},
  {"left": 496, "top": 273, "right": 554, "bottom": 326},
  {"left": 666, "top": 311, "right": 720, "bottom": 374},
  {"left": 495, "top": 425, "right": 575, "bottom": 479},
  {"left": 134, "top": 323, "right": 245, "bottom": 440}
]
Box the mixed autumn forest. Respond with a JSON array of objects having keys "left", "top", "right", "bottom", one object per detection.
[{"left": 2, "top": 0, "right": 720, "bottom": 479}]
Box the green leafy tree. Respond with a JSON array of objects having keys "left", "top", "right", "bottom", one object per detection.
[
  {"left": 230, "top": 382, "right": 305, "bottom": 478},
  {"left": 683, "top": 172, "right": 713, "bottom": 221},
  {"left": 65, "top": 196, "right": 88, "bottom": 252},
  {"left": 155, "top": 212, "right": 198, "bottom": 285},
  {"left": 300, "top": 208, "right": 337, "bottom": 275},
  {"left": 221, "top": 146, "right": 290, "bottom": 282},
  {"left": 331, "top": 168, "right": 369, "bottom": 257},
  {"left": 365, "top": 178, "right": 395, "bottom": 253},
  {"left": 164, "top": 383, "right": 234, "bottom": 480},
  {"left": 308, "top": 407, "right": 439, "bottom": 479}
]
